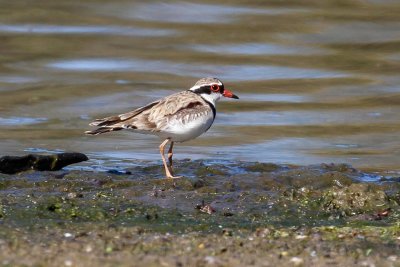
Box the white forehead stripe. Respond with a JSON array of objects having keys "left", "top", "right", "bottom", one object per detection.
[{"left": 189, "top": 81, "right": 222, "bottom": 91}]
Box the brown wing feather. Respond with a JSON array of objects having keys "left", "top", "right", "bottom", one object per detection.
[
  {"left": 85, "top": 91, "right": 207, "bottom": 135},
  {"left": 88, "top": 100, "right": 159, "bottom": 127},
  {"left": 148, "top": 91, "right": 205, "bottom": 122}
]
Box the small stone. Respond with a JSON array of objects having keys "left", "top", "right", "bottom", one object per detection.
[
  {"left": 105, "top": 246, "right": 113, "bottom": 253},
  {"left": 64, "top": 260, "right": 73, "bottom": 266},
  {"left": 360, "top": 261, "right": 375, "bottom": 267},
  {"left": 279, "top": 231, "right": 289, "bottom": 237},
  {"left": 295, "top": 234, "right": 308, "bottom": 240},
  {"left": 67, "top": 192, "right": 78, "bottom": 199},
  {"left": 204, "top": 256, "right": 219, "bottom": 265},
  {"left": 222, "top": 229, "right": 233, "bottom": 236},
  {"left": 280, "top": 251, "right": 289, "bottom": 257},
  {"left": 290, "top": 257, "right": 304, "bottom": 266},
  {"left": 64, "top": 233, "right": 73, "bottom": 238}
]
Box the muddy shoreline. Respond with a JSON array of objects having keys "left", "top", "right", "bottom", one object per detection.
[{"left": 0, "top": 160, "right": 399, "bottom": 266}]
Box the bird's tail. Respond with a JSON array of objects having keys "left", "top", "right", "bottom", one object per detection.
[{"left": 85, "top": 126, "right": 123, "bottom": 135}]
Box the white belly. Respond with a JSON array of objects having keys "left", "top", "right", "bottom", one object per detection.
[{"left": 157, "top": 112, "right": 214, "bottom": 142}]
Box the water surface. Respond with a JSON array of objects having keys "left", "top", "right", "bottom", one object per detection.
[{"left": 1, "top": 0, "right": 400, "bottom": 174}]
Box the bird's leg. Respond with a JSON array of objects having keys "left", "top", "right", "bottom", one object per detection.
[
  {"left": 167, "top": 141, "right": 174, "bottom": 173},
  {"left": 159, "top": 138, "right": 172, "bottom": 177},
  {"left": 159, "top": 139, "right": 181, "bottom": 179}
]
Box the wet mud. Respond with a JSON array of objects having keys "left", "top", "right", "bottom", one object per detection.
[{"left": 0, "top": 160, "right": 399, "bottom": 266}]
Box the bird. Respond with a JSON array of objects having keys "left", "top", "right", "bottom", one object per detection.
[{"left": 85, "top": 77, "right": 239, "bottom": 178}]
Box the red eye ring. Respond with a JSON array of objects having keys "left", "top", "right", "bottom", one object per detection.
[{"left": 211, "top": 84, "right": 220, "bottom": 92}]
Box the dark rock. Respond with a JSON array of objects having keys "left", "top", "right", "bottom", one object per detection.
[
  {"left": 193, "top": 179, "right": 206, "bottom": 189},
  {"left": 0, "top": 153, "right": 88, "bottom": 174},
  {"left": 107, "top": 169, "right": 128, "bottom": 175}
]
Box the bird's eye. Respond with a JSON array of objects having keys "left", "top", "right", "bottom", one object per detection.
[{"left": 211, "top": 84, "right": 220, "bottom": 92}]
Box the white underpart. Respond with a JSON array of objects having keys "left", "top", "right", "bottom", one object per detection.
[{"left": 157, "top": 110, "right": 214, "bottom": 142}]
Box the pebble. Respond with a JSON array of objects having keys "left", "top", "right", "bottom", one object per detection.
[
  {"left": 280, "top": 251, "right": 289, "bottom": 257},
  {"left": 290, "top": 257, "right": 304, "bottom": 266},
  {"left": 295, "top": 234, "right": 308, "bottom": 240},
  {"left": 204, "top": 256, "right": 220, "bottom": 265},
  {"left": 279, "top": 231, "right": 289, "bottom": 237},
  {"left": 63, "top": 233, "right": 73, "bottom": 238},
  {"left": 67, "top": 192, "right": 78, "bottom": 199},
  {"left": 360, "top": 261, "right": 375, "bottom": 267},
  {"left": 64, "top": 260, "right": 73, "bottom": 266}
]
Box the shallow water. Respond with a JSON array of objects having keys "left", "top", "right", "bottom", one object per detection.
[{"left": 1, "top": 0, "right": 400, "bottom": 174}]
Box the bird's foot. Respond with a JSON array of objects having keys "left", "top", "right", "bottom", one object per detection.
[
  {"left": 165, "top": 165, "right": 181, "bottom": 179},
  {"left": 166, "top": 175, "right": 183, "bottom": 179}
]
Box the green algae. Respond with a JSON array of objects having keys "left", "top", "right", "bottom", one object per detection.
[
  {"left": 321, "top": 183, "right": 389, "bottom": 216},
  {"left": 0, "top": 161, "right": 399, "bottom": 266},
  {"left": 244, "top": 162, "right": 281, "bottom": 172}
]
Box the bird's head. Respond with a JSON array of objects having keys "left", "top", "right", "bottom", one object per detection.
[{"left": 189, "top": 77, "right": 239, "bottom": 105}]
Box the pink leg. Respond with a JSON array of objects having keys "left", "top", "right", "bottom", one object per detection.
[{"left": 159, "top": 139, "right": 181, "bottom": 179}]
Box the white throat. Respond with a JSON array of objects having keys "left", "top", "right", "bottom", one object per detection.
[
  {"left": 200, "top": 92, "right": 220, "bottom": 107},
  {"left": 189, "top": 81, "right": 223, "bottom": 107}
]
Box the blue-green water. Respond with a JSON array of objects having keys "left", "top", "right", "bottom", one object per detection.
[{"left": 1, "top": 0, "right": 400, "bottom": 173}]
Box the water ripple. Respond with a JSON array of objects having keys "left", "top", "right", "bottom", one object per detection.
[
  {"left": 0, "top": 24, "right": 176, "bottom": 37},
  {"left": 0, "top": 75, "right": 41, "bottom": 84},
  {"left": 47, "top": 58, "right": 347, "bottom": 81},
  {"left": 0, "top": 117, "right": 47, "bottom": 126},
  {"left": 236, "top": 93, "right": 308, "bottom": 103},
  {"left": 103, "top": 2, "right": 298, "bottom": 24},
  {"left": 190, "top": 43, "right": 325, "bottom": 55}
]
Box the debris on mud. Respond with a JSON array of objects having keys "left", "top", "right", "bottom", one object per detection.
[{"left": 196, "top": 200, "right": 216, "bottom": 214}]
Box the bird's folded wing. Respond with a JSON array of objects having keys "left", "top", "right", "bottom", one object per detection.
[
  {"left": 148, "top": 91, "right": 205, "bottom": 121},
  {"left": 87, "top": 91, "right": 208, "bottom": 133},
  {"left": 88, "top": 100, "right": 159, "bottom": 127}
]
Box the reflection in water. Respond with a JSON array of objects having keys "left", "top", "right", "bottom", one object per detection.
[
  {"left": 102, "top": 2, "right": 295, "bottom": 24},
  {"left": 0, "top": 117, "right": 47, "bottom": 126},
  {"left": 0, "top": 75, "right": 40, "bottom": 84},
  {"left": 217, "top": 108, "right": 397, "bottom": 126},
  {"left": 283, "top": 22, "right": 400, "bottom": 44},
  {"left": 1, "top": 0, "right": 400, "bottom": 174},
  {"left": 47, "top": 58, "right": 347, "bottom": 80},
  {"left": 0, "top": 24, "right": 176, "bottom": 36},
  {"left": 236, "top": 94, "right": 308, "bottom": 103},
  {"left": 190, "top": 43, "right": 325, "bottom": 55}
]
